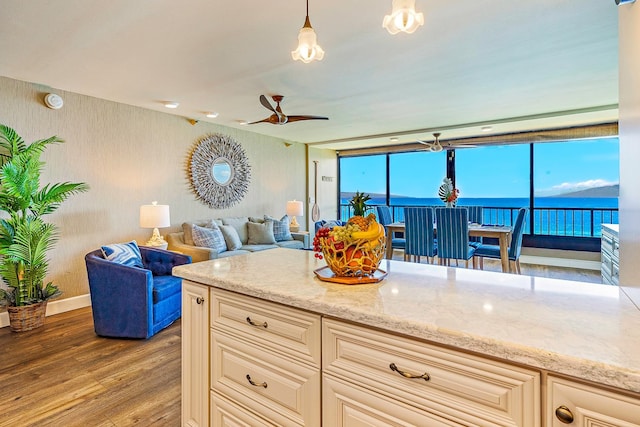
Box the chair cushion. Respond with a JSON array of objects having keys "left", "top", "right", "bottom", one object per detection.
[
  {"left": 390, "top": 237, "right": 406, "bottom": 248},
  {"left": 152, "top": 275, "right": 182, "bottom": 303},
  {"left": 247, "top": 220, "right": 277, "bottom": 245},
  {"left": 473, "top": 244, "right": 501, "bottom": 258},
  {"left": 276, "top": 239, "right": 304, "bottom": 249},
  {"left": 265, "top": 215, "right": 293, "bottom": 241},
  {"left": 101, "top": 240, "right": 143, "bottom": 267},
  {"left": 192, "top": 224, "right": 227, "bottom": 253},
  {"left": 220, "top": 225, "right": 243, "bottom": 250}
]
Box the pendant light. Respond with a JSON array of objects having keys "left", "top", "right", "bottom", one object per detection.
[
  {"left": 291, "top": 0, "right": 324, "bottom": 63},
  {"left": 383, "top": 0, "right": 424, "bottom": 35}
]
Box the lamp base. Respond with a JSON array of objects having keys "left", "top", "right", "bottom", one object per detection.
[
  {"left": 145, "top": 228, "right": 168, "bottom": 249},
  {"left": 289, "top": 216, "right": 300, "bottom": 232}
]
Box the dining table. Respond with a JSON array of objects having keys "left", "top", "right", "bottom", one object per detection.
[{"left": 384, "top": 222, "right": 513, "bottom": 272}]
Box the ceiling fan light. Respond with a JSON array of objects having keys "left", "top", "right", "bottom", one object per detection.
[
  {"left": 383, "top": 0, "right": 424, "bottom": 35},
  {"left": 292, "top": 26, "right": 324, "bottom": 63}
]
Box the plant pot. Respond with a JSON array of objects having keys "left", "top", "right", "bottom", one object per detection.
[{"left": 7, "top": 301, "right": 48, "bottom": 332}]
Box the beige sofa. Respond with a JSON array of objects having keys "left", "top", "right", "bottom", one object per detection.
[{"left": 167, "top": 216, "right": 305, "bottom": 262}]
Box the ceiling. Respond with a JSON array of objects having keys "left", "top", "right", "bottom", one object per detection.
[{"left": 0, "top": 0, "right": 619, "bottom": 151}]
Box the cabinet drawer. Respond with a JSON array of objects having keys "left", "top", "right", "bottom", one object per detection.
[
  {"left": 211, "top": 390, "right": 277, "bottom": 427},
  {"left": 212, "top": 331, "right": 320, "bottom": 427},
  {"left": 601, "top": 232, "right": 615, "bottom": 256},
  {"left": 211, "top": 288, "right": 321, "bottom": 366},
  {"left": 323, "top": 374, "right": 461, "bottom": 427},
  {"left": 547, "top": 375, "right": 640, "bottom": 426},
  {"left": 323, "top": 318, "right": 540, "bottom": 427}
]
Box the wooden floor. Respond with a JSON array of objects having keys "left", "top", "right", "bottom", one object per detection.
[
  {"left": 0, "top": 307, "right": 181, "bottom": 427},
  {"left": 0, "top": 260, "right": 602, "bottom": 427}
]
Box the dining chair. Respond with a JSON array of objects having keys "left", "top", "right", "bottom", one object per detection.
[
  {"left": 466, "top": 205, "right": 484, "bottom": 247},
  {"left": 434, "top": 207, "right": 477, "bottom": 268},
  {"left": 474, "top": 208, "right": 528, "bottom": 274},
  {"left": 404, "top": 207, "right": 437, "bottom": 264},
  {"left": 376, "top": 205, "right": 406, "bottom": 256}
]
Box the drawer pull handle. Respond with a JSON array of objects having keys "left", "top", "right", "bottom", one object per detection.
[
  {"left": 246, "top": 374, "right": 267, "bottom": 388},
  {"left": 555, "top": 405, "right": 574, "bottom": 424},
  {"left": 389, "top": 363, "right": 430, "bottom": 381},
  {"left": 196, "top": 297, "right": 204, "bottom": 304},
  {"left": 246, "top": 317, "right": 268, "bottom": 328}
]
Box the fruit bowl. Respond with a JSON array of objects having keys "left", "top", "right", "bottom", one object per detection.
[{"left": 313, "top": 214, "right": 386, "bottom": 278}]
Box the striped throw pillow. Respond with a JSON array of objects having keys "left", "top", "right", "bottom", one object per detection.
[{"left": 101, "top": 240, "right": 143, "bottom": 268}]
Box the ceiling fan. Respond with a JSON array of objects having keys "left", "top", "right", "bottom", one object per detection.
[
  {"left": 248, "top": 95, "right": 329, "bottom": 125},
  {"left": 417, "top": 133, "right": 476, "bottom": 152}
]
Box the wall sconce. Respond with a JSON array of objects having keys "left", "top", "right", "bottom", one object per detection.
[
  {"left": 383, "top": 0, "right": 425, "bottom": 35},
  {"left": 286, "top": 200, "right": 304, "bottom": 232},
  {"left": 140, "top": 201, "right": 171, "bottom": 249}
]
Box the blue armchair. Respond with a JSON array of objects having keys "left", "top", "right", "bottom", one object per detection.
[{"left": 85, "top": 246, "right": 192, "bottom": 338}]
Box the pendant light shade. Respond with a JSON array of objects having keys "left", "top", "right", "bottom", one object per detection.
[
  {"left": 383, "top": 0, "right": 425, "bottom": 35},
  {"left": 291, "top": 0, "right": 324, "bottom": 63}
]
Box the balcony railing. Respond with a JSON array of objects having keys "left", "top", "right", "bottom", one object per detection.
[{"left": 339, "top": 204, "right": 618, "bottom": 238}]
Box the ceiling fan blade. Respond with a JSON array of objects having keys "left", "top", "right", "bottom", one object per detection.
[
  {"left": 286, "top": 115, "right": 329, "bottom": 123},
  {"left": 259, "top": 95, "right": 277, "bottom": 113},
  {"left": 247, "top": 117, "right": 272, "bottom": 125}
]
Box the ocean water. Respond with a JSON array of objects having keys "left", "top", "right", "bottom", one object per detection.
[{"left": 340, "top": 197, "right": 619, "bottom": 237}]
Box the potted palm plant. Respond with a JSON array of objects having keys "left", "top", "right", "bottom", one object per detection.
[{"left": 0, "top": 125, "right": 89, "bottom": 332}]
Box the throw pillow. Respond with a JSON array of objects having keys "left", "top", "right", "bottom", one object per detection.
[
  {"left": 247, "top": 220, "right": 276, "bottom": 245},
  {"left": 101, "top": 240, "right": 143, "bottom": 268},
  {"left": 182, "top": 220, "right": 214, "bottom": 246},
  {"left": 265, "top": 215, "right": 293, "bottom": 241},
  {"left": 222, "top": 217, "right": 249, "bottom": 244},
  {"left": 220, "top": 225, "right": 243, "bottom": 251},
  {"left": 192, "top": 224, "right": 227, "bottom": 253}
]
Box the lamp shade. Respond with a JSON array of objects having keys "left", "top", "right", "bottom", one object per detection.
[
  {"left": 383, "top": 0, "right": 424, "bottom": 35},
  {"left": 286, "top": 200, "right": 304, "bottom": 217},
  {"left": 140, "top": 202, "right": 171, "bottom": 228}
]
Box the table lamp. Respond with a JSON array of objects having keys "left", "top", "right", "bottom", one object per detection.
[
  {"left": 286, "top": 200, "right": 304, "bottom": 232},
  {"left": 140, "top": 201, "right": 171, "bottom": 248}
]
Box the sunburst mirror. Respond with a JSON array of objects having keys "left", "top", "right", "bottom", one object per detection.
[{"left": 188, "top": 133, "right": 251, "bottom": 209}]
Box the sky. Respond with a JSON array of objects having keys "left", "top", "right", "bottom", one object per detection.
[{"left": 340, "top": 137, "right": 619, "bottom": 199}]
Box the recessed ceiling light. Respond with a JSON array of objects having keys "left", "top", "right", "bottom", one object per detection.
[
  {"left": 164, "top": 102, "right": 179, "bottom": 109},
  {"left": 481, "top": 126, "right": 493, "bottom": 132},
  {"left": 390, "top": 137, "right": 399, "bottom": 142},
  {"left": 206, "top": 112, "right": 219, "bottom": 118}
]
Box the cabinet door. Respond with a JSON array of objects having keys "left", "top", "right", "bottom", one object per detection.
[
  {"left": 547, "top": 376, "right": 640, "bottom": 426},
  {"left": 323, "top": 374, "right": 461, "bottom": 427},
  {"left": 182, "top": 281, "right": 210, "bottom": 427}
]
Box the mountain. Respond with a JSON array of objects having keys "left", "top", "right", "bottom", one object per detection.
[{"left": 549, "top": 184, "right": 619, "bottom": 198}]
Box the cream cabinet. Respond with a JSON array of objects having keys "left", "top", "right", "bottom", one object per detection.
[
  {"left": 209, "top": 288, "right": 322, "bottom": 426},
  {"left": 322, "top": 318, "right": 540, "bottom": 426},
  {"left": 182, "top": 281, "right": 210, "bottom": 427},
  {"left": 601, "top": 224, "right": 619, "bottom": 286},
  {"left": 546, "top": 375, "right": 640, "bottom": 426}
]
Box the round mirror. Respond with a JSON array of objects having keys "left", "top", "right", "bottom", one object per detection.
[
  {"left": 189, "top": 134, "right": 251, "bottom": 209},
  {"left": 212, "top": 158, "right": 233, "bottom": 185}
]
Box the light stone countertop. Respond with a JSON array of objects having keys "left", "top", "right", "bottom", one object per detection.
[{"left": 173, "top": 248, "right": 640, "bottom": 394}]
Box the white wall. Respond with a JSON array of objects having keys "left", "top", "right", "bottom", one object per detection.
[
  {"left": 307, "top": 147, "right": 340, "bottom": 232},
  {"left": 0, "top": 76, "right": 334, "bottom": 304},
  {"left": 618, "top": 3, "right": 640, "bottom": 286}
]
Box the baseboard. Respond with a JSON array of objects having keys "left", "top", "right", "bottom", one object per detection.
[
  {"left": 519, "top": 255, "right": 601, "bottom": 271},
  {"left": 0, "top": 294, "right": 92, "bottom": 329}
]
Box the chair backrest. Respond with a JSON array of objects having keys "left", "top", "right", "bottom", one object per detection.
[
  {"left": 466, "top": 206, "right": 483, "bottom": 224},
  {"left": 404, "top": 207, "right": 436, "bottom": 257},
  {"left": 376, "top": 206, "right": 393, "bottom": 226},
  {"left": 435, "top": 207, "right": 470, "bottom": 260},
  {"left": 509, "top": 208, "right": 528, "bottom": 260}
]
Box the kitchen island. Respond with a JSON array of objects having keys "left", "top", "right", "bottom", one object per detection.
[{"left": 174, "top": 248, "right": 640, "bottom": 426}]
